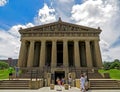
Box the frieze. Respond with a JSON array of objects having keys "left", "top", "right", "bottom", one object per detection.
[{"left": 21, "top": 31, "right": 99, "bottom": 37}]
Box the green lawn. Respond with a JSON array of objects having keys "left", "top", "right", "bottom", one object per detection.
[
  {"left": 99, "top": 69, "right": 120, "bottom": 79},
  {"left": 0, "top": 69, "right": 9, "bottom": 79}
]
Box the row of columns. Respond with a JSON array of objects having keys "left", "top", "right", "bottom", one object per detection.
[{"left": 18, "top": 39, "right": 102, "bottom": 68}]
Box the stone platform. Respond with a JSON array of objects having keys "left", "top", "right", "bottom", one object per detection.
[{"left": 0, "top": 86, "right": 120, "bottom": 92}]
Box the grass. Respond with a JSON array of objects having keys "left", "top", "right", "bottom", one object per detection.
[
  {"left": 99, "top": 69, "right": 120, "bottom": 79},
  {"left": 0, "top": 69, "right": 9, "bottom": 79}
]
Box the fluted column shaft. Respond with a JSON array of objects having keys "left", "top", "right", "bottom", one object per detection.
[
  {"left": 27, "top": 40, "right": 35, "bottom": 67},
  {"left": 94, "top": 40, "right": 103, "bottom": 67},
  {"left": 18, "top": 40, "right": 26, "bottom": 67},
  {"left": 85, "top": 40, "right": 93, "bottom": 67},
  {"left": 39, "top": 40, "right": 46, "bottom": 68},
  {"left": 63, "top": 40, "right": 68, "bottom": 67},
  {"left": 74, "top": 40, "right": 80, "bottom": 68},
  {"left": 51, "top": 40, "right": 57, "bottom": 67}
]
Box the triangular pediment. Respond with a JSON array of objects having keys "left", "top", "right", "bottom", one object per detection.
[{"left": 20, "top": 18, "right": 101, "bottom": 33}]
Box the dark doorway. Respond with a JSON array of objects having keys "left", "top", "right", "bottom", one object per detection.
[{"left": 55, "top": 71, "right": 65, "bottom": 84}]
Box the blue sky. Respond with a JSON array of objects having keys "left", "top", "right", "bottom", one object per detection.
[
  {"left": 0, "top": 0, "right": 43, "bottom": 29},
  {"left": 0, "top": 0, "right": 120, "bottom": 62}
]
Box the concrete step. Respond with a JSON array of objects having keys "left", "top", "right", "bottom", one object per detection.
[
  {"left": 90, "top": 87, "right": 120, "bottom": 89},
  {"left": 0, "top": 87, "right": 30, "bottom": 89},
  {"left": 89, "top": 79, "right": 120, "bottom": 89},
  {"left": 0, "top": 80, "right": 30, "bottom": 89}
]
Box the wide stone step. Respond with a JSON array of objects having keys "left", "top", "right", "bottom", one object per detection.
[
  {"left": 1, "top": 81, "right": 29, "bottom": 83},
  {"left": 90, "top": 87, "right": 120, "bottom": 89},
  {"left": 90, "top": 85, "right": 119, "bottom": 87},
  {"left": 0, "top": 80, "right": 30, "bottom": 89},
  {"left": 0, "top": 87, "right": 30, "bottom": 89},
  {"left": 0, "top": 85, "right": 29, "bottom": 87},
  {"left": 89, "top": 79, "right": 120, "bottom": 89}
]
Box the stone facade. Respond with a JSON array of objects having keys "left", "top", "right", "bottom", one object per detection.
[{"left": 18, "top": 18, "right": 103, "bottom": 81}]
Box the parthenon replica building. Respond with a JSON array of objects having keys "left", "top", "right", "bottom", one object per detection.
[{"left": 18, "top": 18, "right": 103, "bottom": 82}]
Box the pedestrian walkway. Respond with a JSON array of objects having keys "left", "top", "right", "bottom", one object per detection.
[{"left": 0, "top": 86, "right": 120, "bottom": 92}]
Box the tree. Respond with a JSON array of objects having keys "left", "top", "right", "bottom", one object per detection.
[
  {"left": 109, "top": 59, "right": 120, "bottom": 69},
  {"left": 0, "top": 61, "right": 9, "bottom": 69},
  {"left": 103, "top": 61, "right": 111, "bottom": 70}
]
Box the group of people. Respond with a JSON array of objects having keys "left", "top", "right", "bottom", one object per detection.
[
  {"left": 56, "top": 77, "right": 65, "bottom": 85},
  {"left": 56, "top": 73, "right": 88, "bottom": 91},
  {"left": 56, "top": 77, "right": 65, "bottom": 90},
  {"left": 80, "top": 73, "right": 89, "bottom": 92},
  {"left": 56, "top": 76, "right": 73, "bottom": 89}
]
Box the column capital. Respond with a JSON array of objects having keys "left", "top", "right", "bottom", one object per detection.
[
  {"left": 52, "top": 39, "right": 57, "bottom": 42},
  {"left": 85, "top": 40, "right": 91, "bottom": 42},
  {"left": 94, "top": 39, "right": 100, "bottom": 42},
  {"left": 63, "top": 40, "right": 68, "bottom": 43},
  {"left": 74, "top": 39, "right": 79, "bottom": 42},
  {"left": 30, "top": 40, "right": 35, "bottom": 43},
  {"left": 40, "top": 39, "right": 46, "bottom": 42},
  {"left": 21, "top": 39, "right": 27, "bottom": 42}
]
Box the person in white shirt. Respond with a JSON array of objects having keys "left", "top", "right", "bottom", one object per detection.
[
  {"left": 68, "top": 76, "right": 72, "bottom": 88},
  {"left": 80, "top": 74, "right": 86, "bottom": 92}
]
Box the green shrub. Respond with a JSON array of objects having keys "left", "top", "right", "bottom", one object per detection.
[{"left": 0, "top": 61, "right": 9, "bottom": 69}]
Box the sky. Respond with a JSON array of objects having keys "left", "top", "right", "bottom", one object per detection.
[{"left": 0, "top": 0, "right": 120, "bottom": 62}]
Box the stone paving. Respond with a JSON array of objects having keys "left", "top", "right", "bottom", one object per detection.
[{"left": 0, "top": 86, "right": 120, "bottom": 92}]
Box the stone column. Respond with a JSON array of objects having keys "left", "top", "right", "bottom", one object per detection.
[
  {"left": 39, "top": 40, "right": 46, "bottom": 68},
  {"left": 94, "top": 40, "right": 103, "bottom": 67},
  {"left": 18, "top": 40, "right": 27, "bottom": 67},
  {"left": 27, "top": 40, "right": 35, "bottom": 67},
  {"left": 74, "top": 40, "right": 80, "bottom": 68},
  {"left": 51, "top": 40, "right": 57, "bottom": 67},
  {"left": 85, "top": 40, "right": 93, "bottom": 67},
  {"left": 63, "top": 40, "right": 68, "bottom": 67}
]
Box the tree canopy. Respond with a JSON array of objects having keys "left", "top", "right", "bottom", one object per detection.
[
  {"left": 0, "top": 61, "right": 9, "bottom": 69},
  {"left": 103, "top": 59, "right": 120, "bottom": 70}
]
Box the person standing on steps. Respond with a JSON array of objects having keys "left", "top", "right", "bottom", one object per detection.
[
  {"left": 8, "top": 67, "right": 13, "bottom": 80},
  {"left": 80, "top": 74, "right": 86, "bottom": 92},
  {"left": 68, "top": 76, "right": 72, "bottom": 88},
  {"left": 15, "top": 66, "right": 20, "bottom": 80}
]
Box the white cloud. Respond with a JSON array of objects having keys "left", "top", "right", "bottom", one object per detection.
[
  {"left": 0, "top": 23, "right": 34, "bottom": 59},
  {"left": 71, "top": 0, "right": 120, "bottom": 61},
  {"left": 34, "top": 3, "right": 56, "bottom": 25},
  {"left": 0, "top": 0, "right": 8, "bottom": 6},
  {"left": 53, "top": 0, "right": 74, "bottom": 22},
  {"left": 58, "top": 0, "right": 74, "bottom": 3}
]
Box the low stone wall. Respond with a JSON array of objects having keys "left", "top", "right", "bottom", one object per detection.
[
  {"left": 75, "top": 79, "right": 80, "bottom": 88},
  {"left": 118, "top": 80, "right": 120, "bottom": 87},
  {"left": 50, "top": 84, "right": 54, "bottom": 90},
  {"left": 29, "top": 79, "right": 43, "bottom": 89},
  {"left": 64, "top": 84, "right": 69, "bottom": 90}
]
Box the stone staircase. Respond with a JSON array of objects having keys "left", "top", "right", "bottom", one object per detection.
[
  {"left": 89, "top": 79, "right": 120, "bottom": 89},
  {"left": 0, "top": 80, "right": 30, "bottom": 89}
]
